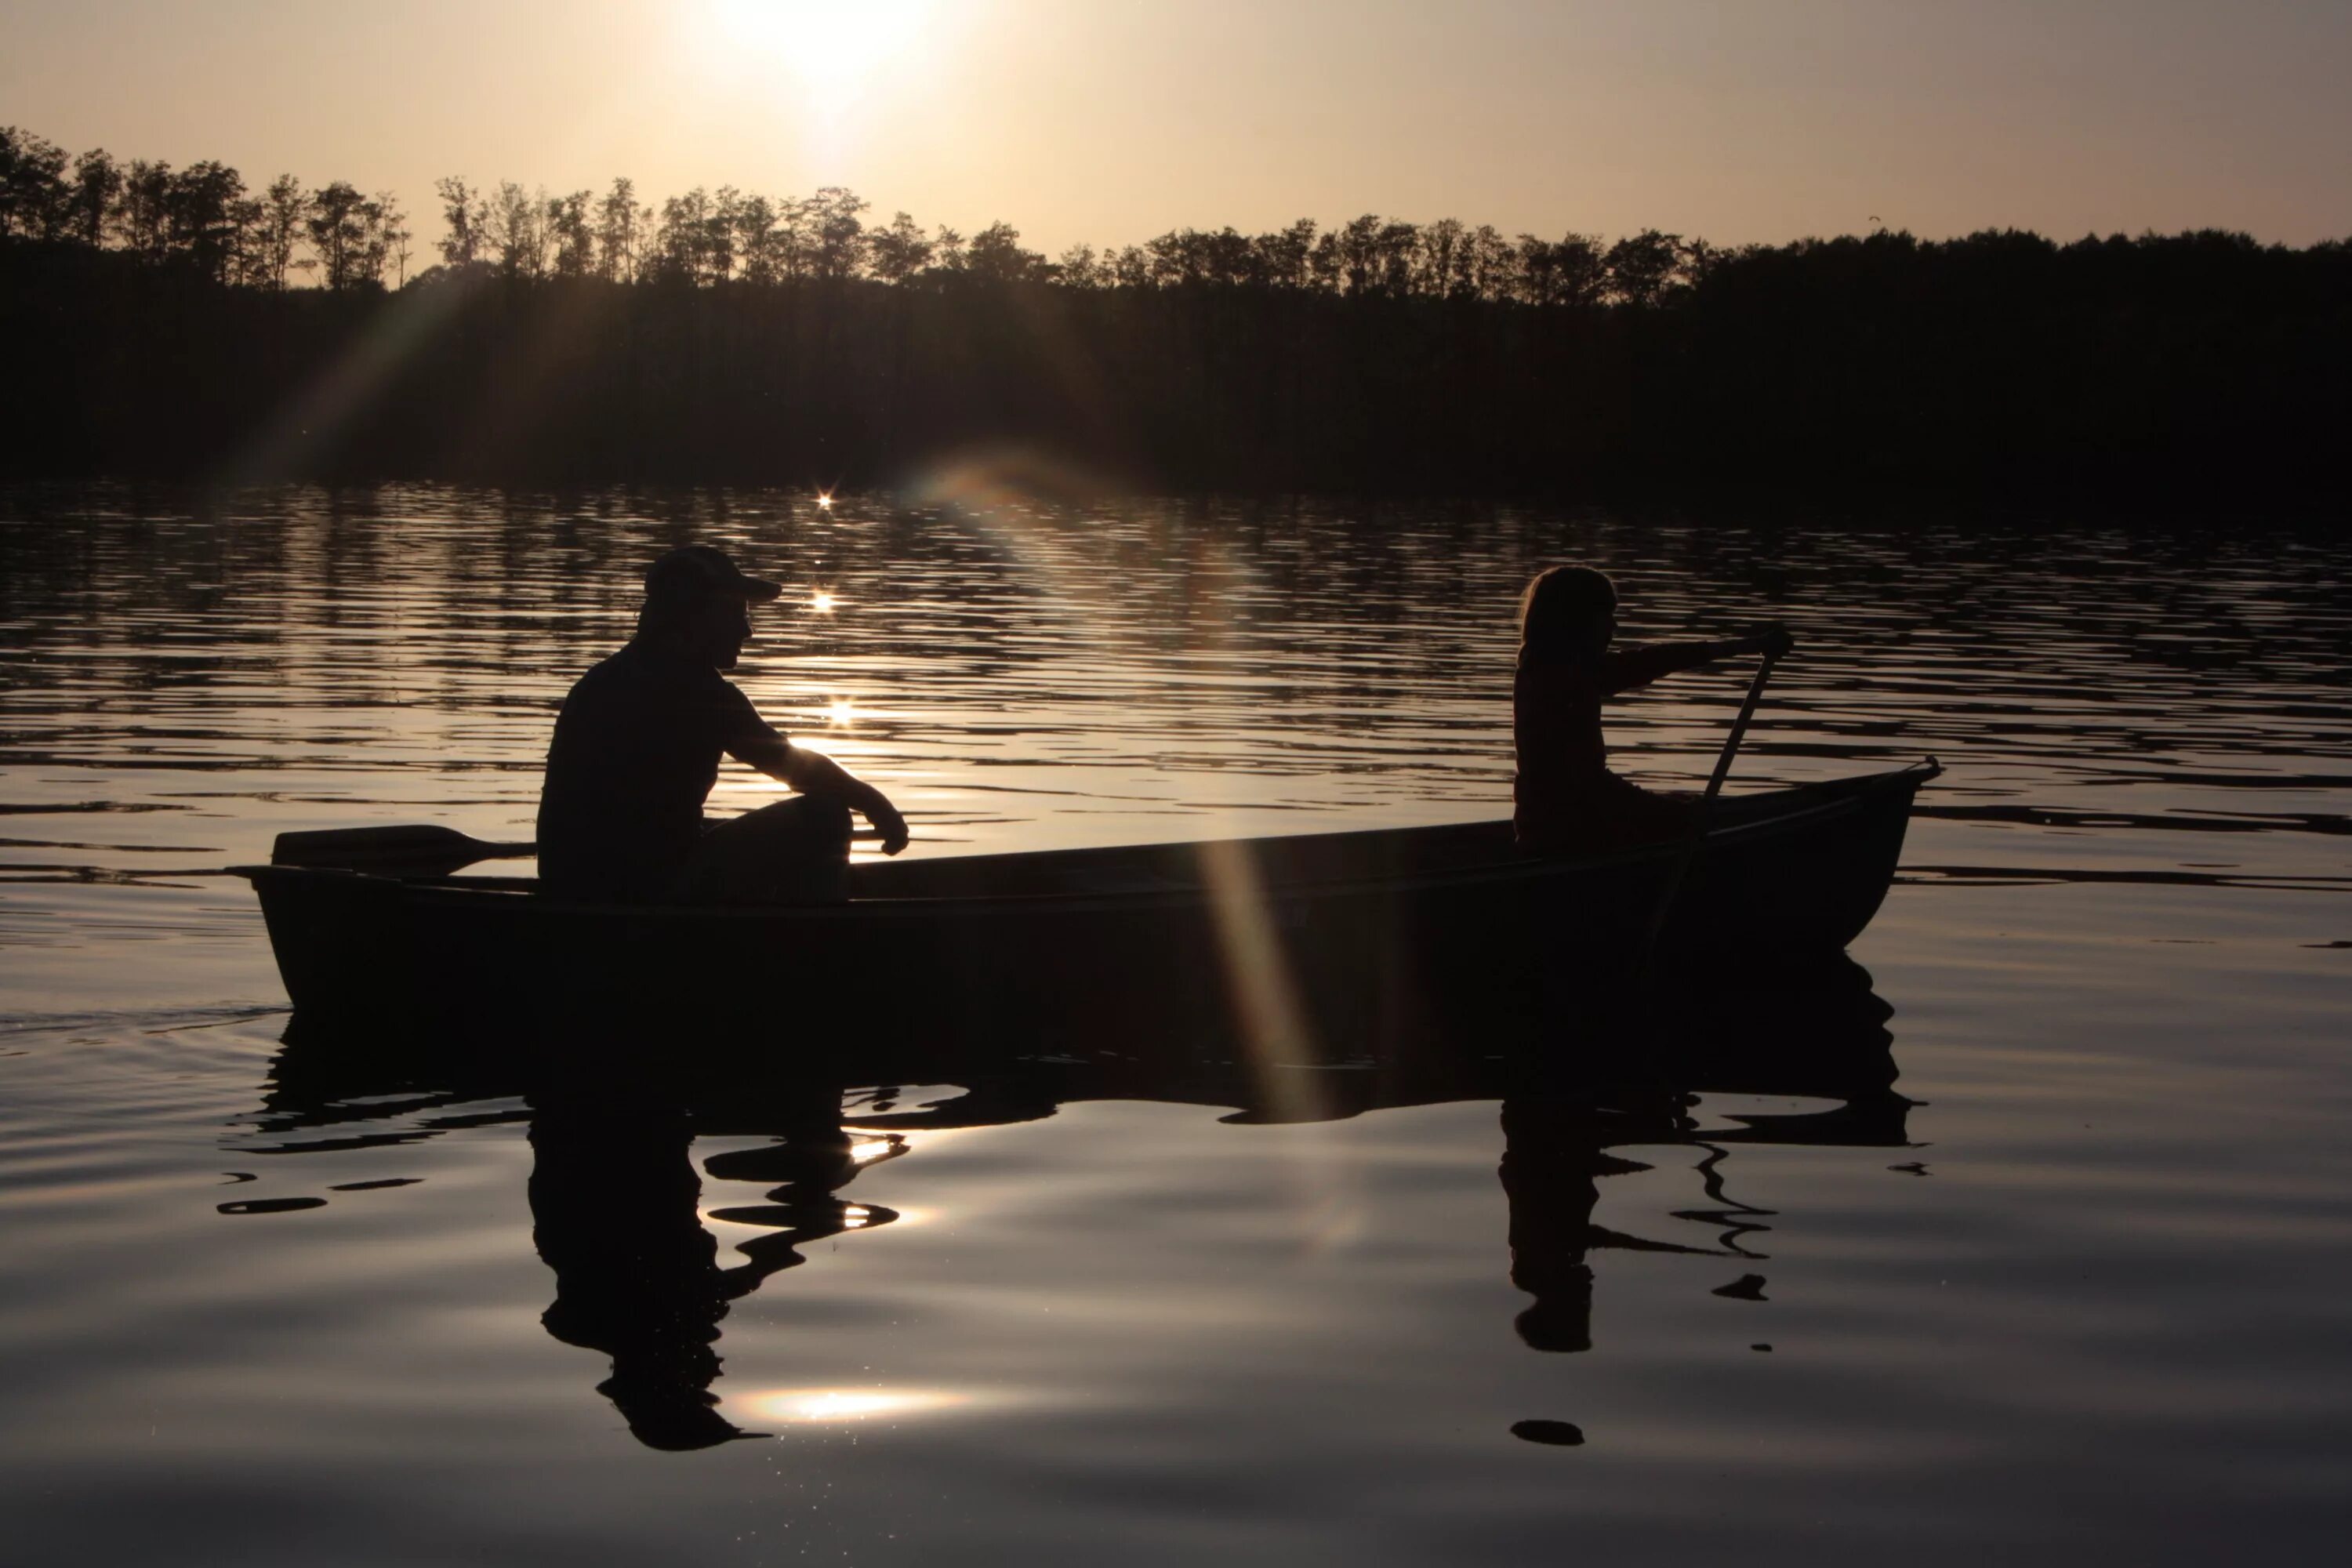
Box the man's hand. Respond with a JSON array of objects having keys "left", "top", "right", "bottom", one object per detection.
[
  {"left": 735, "top": 735, "right": 912, "bottom": 854},
  {"left": 1748, "top": 623, "right": 1795, "bottom": 660},
  {"left": 858, "top": 788, "right": 911, "bottom": 856}
]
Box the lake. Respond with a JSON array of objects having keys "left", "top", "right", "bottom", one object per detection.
[{"left": 2, "top": 485, "right": 2347, "bottom": 1565}]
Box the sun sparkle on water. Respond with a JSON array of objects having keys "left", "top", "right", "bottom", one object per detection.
[{"left": 742, "top": 1388, "right": 967, "bottom": 1424}]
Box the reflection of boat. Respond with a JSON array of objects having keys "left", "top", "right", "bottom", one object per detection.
[
  {"left": 240, "top": 957, "right": 1908, "bottom": 1452},
  {"left": 238, "top": 763, "right": 1934, "bottom": 1041}
]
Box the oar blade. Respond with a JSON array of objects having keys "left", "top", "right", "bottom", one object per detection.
[{"left": 272, "top": 825, "right": 535, "bottom": 879}]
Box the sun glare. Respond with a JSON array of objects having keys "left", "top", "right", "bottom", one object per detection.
[
  {"left": 705, "top": 0, "right": 935, "bottom": 106},
  {"left": 810, "top": 590, "right": 837, "bottom": 612}
]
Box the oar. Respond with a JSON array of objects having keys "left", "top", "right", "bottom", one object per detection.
[
  {"left": 271, "top": 825, "right": 535, "bottom": 880},
  {"left": 270, "top": 821, "right": 888, "bottom": 880},
  {"left": 1638, "top": 650, "right": 1781, "bottom": 980}
]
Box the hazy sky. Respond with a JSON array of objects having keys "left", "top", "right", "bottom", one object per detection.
[{"left": 5, "top": 0, "right": 2348, "bottom": 254}]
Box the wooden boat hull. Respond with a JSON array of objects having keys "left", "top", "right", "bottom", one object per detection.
[{"left": 241, "top": 762, "right": 1936, "bottom": 1053}]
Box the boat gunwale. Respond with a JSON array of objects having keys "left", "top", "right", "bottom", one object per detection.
[{"left": 232, "top": 760, "right": 1938, "bottom": 926}]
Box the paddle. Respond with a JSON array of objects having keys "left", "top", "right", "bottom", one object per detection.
[
  {"left": 1638, "top": 649, "right": 1781, "bottom": 979},
  {"left": 270, "top": 822, "right": 888, "bottom": 880},
  {"left": 271, "top": 824, "right": 536, "bottom": 880}
]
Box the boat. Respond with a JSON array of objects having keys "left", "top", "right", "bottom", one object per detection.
[{"left": 235, "top": 760, "right": 1938, "bottom": 1049}]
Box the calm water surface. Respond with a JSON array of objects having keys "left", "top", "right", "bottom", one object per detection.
[{"left": 2, "top": 487, "right": 2348, "bottom": 1564}]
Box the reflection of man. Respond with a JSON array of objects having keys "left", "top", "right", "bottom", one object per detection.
[
  {"left": 530, "top": 1098, "right": 754, "bottom": 1450},
  {"left": 528, "top": 1085, "right": 900, "bottom": 1452},
  {"left": 536, "top": 545, "right": 908, "bottom": 903}
]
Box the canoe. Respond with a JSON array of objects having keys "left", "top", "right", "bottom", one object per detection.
[{"left": 237, "top": 760, "right": 1937, "bottom": 1048}]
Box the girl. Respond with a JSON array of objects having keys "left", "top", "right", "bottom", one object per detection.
[{"left": 1513, "top": 564, "right": 1791, "bottom": 853}]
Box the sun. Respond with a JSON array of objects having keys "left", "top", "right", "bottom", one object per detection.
[{"left": 703, "top": 0, "right": 935, "bottom": 104}]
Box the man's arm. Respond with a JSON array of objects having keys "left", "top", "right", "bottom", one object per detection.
[{"left": 730, "top": 733, "right": 911, "bottom": 855}]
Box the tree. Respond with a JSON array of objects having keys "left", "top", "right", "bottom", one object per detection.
[
  {"left": 1335, "top": 215, "right": 1383, "bottom": 296},
  {"left": 866, "top": 210, "right": 932, "bottom": 283},
  {"left": 930, "top": 224, "right": 966, "bottom": 273},
  {"left": 1306, "top": 230, "right": 1341, "bottom": 292},
  {"left": 1058, "top": 242, "right": 1104, "bottom": 289},
  {"left": 730, "top": 193, "right": 776, "bottom": 283},
  {"left": 167, "top": 161, "right": 246, "bottom": 281},
  {"left": 1553, "top": 232, "right": 1608, "bottom": 307},
  {"left": 593, "top": 178, "right": 642, "bottom": 281},
  {"left": 1604, "top": 229, "right": 1684, "bottom": 307},
  {"left": 1144, "top": 229, "right": 1195, "bottom": 285},
  {"left": 1417, "top": 216, "right": 1467, "bottom": 297},
  {"left": 434, "top": 176, "right": 486, "bottom": 267},
  {"left": 252, "top": 175, "right": 307, "bottom": 288},
  {"left": 964, "top": 220, "right": 1048, "bottom": 282},
  {"left": 0, "top": 125, "right": 69, "bottom": 238},
  {"left": 371, "top": 191, "right": 411, "bottom": 285},
  {"left": 115, "top": 159, "right": 174, "bottom": 258},
  {"left": 307, "top": 181, "right": 374, "bottom": 289},
  {"left": 1109, "top": 244, "right": 1152, "bottom": 289},
  {"left": 547, "top": 189, "right": 593, "bottom": 278},
  {"left": 1374, "top": 220, "right": 1420, "bottom": 294},
  {"left": 809, "top": 187, "right": 869, "bottom": 281},
  {"left": 1513, "top": 232, "right": 1610, "bottom": 307},
  {"left": 652, "top": 187, "right": 735, "bottom": 283},
  {"left": 1464, "top": 224, "right": 1514, "bottom": 300},
  {"left": 1254, "top": 220, "right": 1317, "bottom": 289},
  {"left": 66, "top": 150, "right": 122, "bottom": 247},
  {"left": 701, "top": 186, "right": 742, "bottom": 281},
  {"left": 485, "top": 181, "right": 548, "bottom": 279},
  {"left": 227, "top": 195, "right": 269, "bottom": 285}
]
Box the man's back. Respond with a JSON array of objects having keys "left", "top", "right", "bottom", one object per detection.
[{"left": 537, "top": 640, "right": 773, "bottom": 901}]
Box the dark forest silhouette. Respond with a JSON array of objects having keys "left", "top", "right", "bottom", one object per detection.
[{"left": 5, "top": 122, "right": 2346, "bottom": 499}]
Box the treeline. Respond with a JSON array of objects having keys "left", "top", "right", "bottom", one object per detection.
[
  {"left": 4, "top": 123, "right": 2347, "bottom": 499},
  {"left": 0, "top": 123, "right": 1714, "bottom": 302},
  {"left": 0, "top": 125, "right": 413, "bottom": 289}
]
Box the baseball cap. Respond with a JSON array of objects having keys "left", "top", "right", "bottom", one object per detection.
[{"left": 643, "top": 545, "right": 782, "bottom": 604}]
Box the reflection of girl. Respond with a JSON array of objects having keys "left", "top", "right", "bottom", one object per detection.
[{"left": 1512, "top": 565, "right": 1791, "bottom": 853}]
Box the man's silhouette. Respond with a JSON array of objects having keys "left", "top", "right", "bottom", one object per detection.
[{"left": 537, "top": 545, "right": 908, "bottom": 903}]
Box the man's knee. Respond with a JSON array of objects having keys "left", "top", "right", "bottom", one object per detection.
[
  {"left": 733, "top": 796, "right": 850, "bottom": 852},
  {"left": 802, "top": 796, "right": 852, "bottom": 847}
]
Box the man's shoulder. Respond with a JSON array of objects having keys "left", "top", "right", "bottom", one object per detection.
[
  {"left": 559, "top": 641, "right": 763, "bottom": 735},
  {"left": 566, "top": 641, "right": 732, "bottom": 696},
  {"left": 559, "top": 644, "right": 641, "bottom": 705}
]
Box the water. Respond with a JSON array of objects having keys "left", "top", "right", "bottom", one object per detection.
[{"left": 2, "top": 485, "right": 2347, "bottom": 1565}]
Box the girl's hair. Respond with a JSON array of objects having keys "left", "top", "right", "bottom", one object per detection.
[{"left": 1518, "top": 564, "right": 1617, "bottom": 656}]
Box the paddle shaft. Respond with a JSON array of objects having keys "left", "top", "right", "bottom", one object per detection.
[{"left": 1639, "top": 651, "right": 1780, "bottom": 971}]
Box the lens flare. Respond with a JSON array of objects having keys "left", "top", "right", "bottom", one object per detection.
[{"left": 1196, "top": 837, "right": 1329, "bottom": 1127}]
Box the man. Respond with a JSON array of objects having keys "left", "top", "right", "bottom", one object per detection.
[{"left": 536, "top": 545, "right": 908, "bottom": 902}]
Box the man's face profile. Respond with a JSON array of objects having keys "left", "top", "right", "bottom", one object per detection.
[{"left": 673, "top": 593, "right": 754, "bottom": 670}]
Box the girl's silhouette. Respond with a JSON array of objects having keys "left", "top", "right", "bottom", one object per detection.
[{"left": 1512, "top": 564, "right": 1790, "bottom": 854}]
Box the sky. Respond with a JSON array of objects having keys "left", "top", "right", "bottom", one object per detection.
[{"left": 5, "top": 0, "right": 2348, "bottom": 256}]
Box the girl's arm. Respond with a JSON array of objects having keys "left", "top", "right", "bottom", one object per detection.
[{"left": 1599, "top": 626, "right": 1791, "bottom": 696}]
